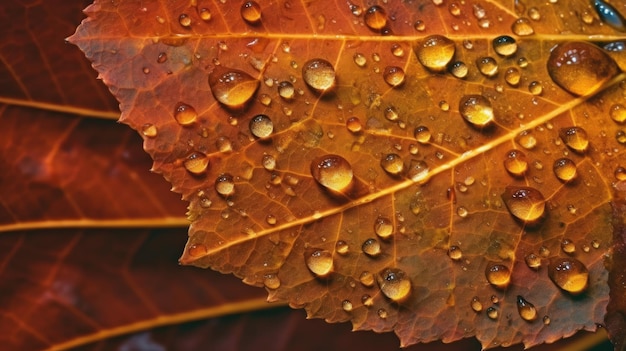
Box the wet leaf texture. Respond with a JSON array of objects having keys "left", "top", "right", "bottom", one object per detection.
[{"left": 71, "top": 0, "right": 626, "bottom": 348}]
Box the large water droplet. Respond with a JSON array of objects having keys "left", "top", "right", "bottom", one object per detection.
[
  {"left": 208, "top": 66, "right": 259, "bottom": 109},
  {"left": 184, "top": 152, "right": 209, "bottom": 175},
  {"left": 215, "top": 173, "right": 235, "bottom": 197},
  {"left": 249, "top": 114, "right": 274, "bottom": 138},
  {"left": 502, "top": 186, "right": 546, "bottom": 223},
  {"left": 593, "top": 0, "right": 626, "bottom": 31},
  {"left": 485, "top": 262, "right": 511, "bottom": 289},
  {"left": 517, "top": 295, "right": 537, "bottom": 321},
  {"left": 310, "top": 154, "right": 354, "bottom": 192},
  {"left": 305, "top": 248, "right": 334, "bottom": 277},
  {"left": 174, "top": 103, "right": 198, "bottom": 125},
  {"left": 553, "top": 158, "right": 577, "bottom": 182},
  {"left": 374, "top": 217, "right": 394, "bottom": 239},
  {"left": 241, "top": 1, "right": 262, "bottom": 24},
  {"left": 302, "top": 59, "right": 336, "bottom": 94},
  {"left": 377, "top": 268, "right": 412, "bottom": 302},
  {"left": 503, "top": 149, "right": 528, "bottom": 177},
  {"left": 380, "top": 153, "right": 404, "bottom": 176},
  {"left": 364, "top": 5, "right": 388, "bottom": 31},
  {"left": 415, "top": 35, "right": 456, "bottom": 72},
  {"left": 548, "top": 257, "right": 589, "bottom": 294},
  {"left": 547, "top": 42, "right": 619, "bottom": 96},
  {"left": 493, "top": 36, "right": 518, "bottom": 57},
  {"left": 362, "top": 238, "right": 381, "bottom": 257},
  {"left": 459, "top": 95, "right": 494, "bottom": 127},
  {"left": 476, "top": 57, "right": 499, "bottom": 77},
  {"left": 559, "top": 127, "right": 589, "bottom": 153},
  {"left": 383, "top": 66, "right": 405, "bottom": 87}
]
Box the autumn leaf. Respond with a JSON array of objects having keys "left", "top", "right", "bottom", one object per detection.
[{"left": 66, "top": 0, "right": 626, "bottom": 349}]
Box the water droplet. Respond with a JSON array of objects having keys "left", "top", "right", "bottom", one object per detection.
[
  {"left": 559, "top": 127, "right": 589, "bottom": 152},
  {"left": 528, "top": 81, "right": 543, "bottom": 95},
  {"left": 476, "top": 57, "right": 498, "bottom": 77},
  {"left": 448, "top": 245, "right": 463, "bottom": 260},
  {"left": 178, "top": 13, "right": 191, "bottom": 27},
  {"left": 547, "top": 42, "right": 619, "bottom": 96},
  {"left": 342, "top": 300, "right": 353, "bottom": 312},
  {"left": 346, "top": 117, "right": 362, "bottom": 133},
  {"left": 415, "top": 35, "right": 456, "bottom": 72},
  {"left": 512, "top": 17, "right": 535, "bottom": 36},
  {"left": 361, "top": 294, "right": 374, "bottom": 306},
  {"left": 184, "top": 152, "right": 209, "bottom": 175},
  {"left": 391, "top": 44, "right": 405, "bottom": 57},
  {"left": 374, "top": 217, "right": 394, "bottom": 239},
  {"left": 377, "top": 308, "right": 388, "bottom": 318},
  {"left": 503, "top": 149, "right": 528, "bottom": 177},
  {"left": 617, "top": 130, "right": 626, "bottom": 144},
  {"left": 502, "top": 186, "right": 546, "bottom": 223},
  {"left": 457, "top": 206, "right": 468, "bottom": 218},
  {"left": 188, "top": 243, "right": 208, "bottom": 258},
  {"left": 487, "top": 306, "right": 499, "bottom": 320},
  {"left": 305, "top": 248, "right": 334, "bottom": 277},
  {"left": 302, "top": 59, "right": 336, "bottom": 94},
  {"left": 157, "top": 52, "right": 167, "bottom": 63},
  {"left": 459, "top": 95, "right": 494, "bottom": 127},
  {"left": 407, "top": 160, "right": 429, "bottom": 182},
  {"left": 414, "top": 20, "right": 426, "bottom": 31},
  {"left": 517, "top": 132, "right": 537, "bottom": 149},
  {"left": 141, "top": 123, "right": 158, "bottom": 137},
  {"left": 505, "top": 67, "right": 521, "bottom": 86},
  {"left": 377, "top": 268, "right": 411, "bottom": 302},
  {"left": 208, "top": 66, "right": 259, "bottom": 109},
  {"left": 485, "top": 262, "right": 511, "bottom": 289},
  {"left": 611, "top": 104, "right": 626, "bottom": 123},
  {"left": 528, "top": 7, "right": 541, "bottom": 20},
  {"left": 593, "top": 0, "right": 626, "bottom": 31},
  {"left": 215, "top": 173, "right": 235, "bottom": 197},
  {"left": 384, "top": 106, "right": 399, "bottom": 121},
  {"left": 450, "top": 61, "right": 468, "bottom": 79},
  {"left": 414, "top": 126, "right": 431, "bottom": 144},
  {"left": 198, "top": 7, "right": 212, "bottom": 21},
  {"left": 493, "top": 36, "right": 518, "bottom": 57},
  {"left": 470, "top": 296, "right": 483, "bottom": 312},
  {"left": 548, "top": 257, "right": 589, "bottom": 294},
  {"left": 364, "top": 5, "right": 387, "bottom": 31},
  {"left": 380, "top": 153, "right": 404, "bottom": 176},
  {"left": 310, "top": 154, "right": 354, "bottom": 192},
  {"left": 336, "top": 240, "right": 349, "bottom": 255},
  {"left": 525, "top": 253, "right": 541, "bottom": 269},
  {"left": 360, "top": 271, "right": 375, "bottom": 287},
  {"left": 353, "top": 53, "right": 367, "bottom": 67},
  {"left": 616, "top": 166, "right": 626, "bottom": 180},
  {"left": 543, "top": 315, "right": 551, "bottom": 325},
  {"left": 517, "top": 295, "right": 537, "bottom": 322},
  {"left": 174, "top": 103, "right": 197, "bottom": 125},
  {"left": 553, "top": 158, "right": 577, "bottom": 182},
  {"left": 439, "top": 100, "right": 450, "bottom": 111},
  {"left": 383, "top": 66, "right": 405, "bottom": 87},
  {"left": 362, "top": 238, "right": 381, "bottom": 257},
  {"left": 266, "top": 214, "right": 277, "bottom": 225},
  {"left": 560, "top": 238, "right": 576, "bottom": 254},
  {"left": 491, "top": 295, "right": 500, "bottom": 304},
  {"left": 264, "top": 274, "right": 281, "bottom": 289},
  {"left": 278, "top": 81, "right": 295, "bottom": 100},
  {"left": 216, "top": 137, "right": 233, "bottom": 153},
  {"left": 249, "top": 114, "right": 274, "bottom": 138},
  {"left": 241, "top": 1, "right": 262, "bottom": 24}
]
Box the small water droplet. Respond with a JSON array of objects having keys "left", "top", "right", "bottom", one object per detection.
[
  {"left": 184, "top": 152, "right": 210, "bottom": 175},
  {"left": 383, "top": 106, "right": 398, "bottom": 122},
  {"left": 360, "top": 271, "right": 375, "bottom": 287},
  {"left": 188, "top": 243, "right": 208, "bottom": 258},
  {"left": 198, "top": 7, "right": 212, "bottom": 21},
  {"left": 362, "top": 238, "right": 381, "bottom": 257},
  {"left": 383, "top": 66, "right": 405, "bottom": 87},
  {"left": 342, "top": 300, "right": 353, "bottom": 312},
  {"left": 414, "top": 126, "right": 431, "bottom": 144},
  {"left": 610, "top": 104, "right": 626, "bottom": 123},
  {"left": 450, "top": 61, "right": 468, "bottom": 79},
  {"left": 528, "top": 7, "right": 541, "bottom": 20},
  {"left": 439, "top": 100, "right": 450, "bottom": 111},
  {"left": 528, "top": 81, "right": 543, "bottom": 95},
  {"left": 346, "top": 117, "right": 362, "bottom": 133},
  {"left": 459, "top": 95, "right": 494, "bottom": 127},
  {"left": 278, "top": 81, "right": 295, "bottom": 100},
  {"left": 364, "top": 5, "right": 387, "bottom": 31},
  {"left": 391, "top": 44, "right": 405, "bottom": 57},
  {"left": 208, "top": 66, "right": 259, "bottom": 109},
  {"left": 593, "top": 0, "right": 626, "bottom": 31},
  {"left": 362, "top": 294, "right": 374, "bottom": 306},
  {"left": 448, "top": 245, "right": 463, "bottom": 260},
  {"left": 493, "top": 36, "right": 518, "bottom": 57},
  {"left": 503, "top": 149, "right": 528, "bottom": 177},
  {"left": 174, "top": 103, "right": 197, "bottom": 125},
  {"left": 377, "top": 308, "right": 388, "bottom": 318},
  {"left": 302, "top": 59, "right": 336, "bottom": 94},
  {"left": 407, "top": 160, "right": 429, "bottom": 182},
  {"left": 310, "top": 154, "right": 354, "bottom": 192},
  {"left": 178, "top": 13, "right": 192, "bottom": 27},
  {"left": 215, "top": 173, "right": 235, "bottom": 197},
  {"left": 615, "top": 166, "right": 626, "bottom": 180},
  {"left": 216, "top": 137, "right": 233, "bottom": 153},
  {"left": 374, "top": 217, "right": 394, "bottom": 239},
  {"left": 305, "top": 248, "right": 334, "bottom": 277},
  {"left": 553, "top": 158, "right": 577, "bottom": 182},
  {"left": 547, "top": 42, "right": 619, "bottom": 96},
  {"left": 543, "top": 315, "right": 551, "bottom": 325},
  {"left": 548, "top": 257, "right": 589, "bottom": 294},
  {"left": 560, "top": 238, "right": 576, "bottom": 254},
  {"left": 502, "top": 186, "right": 546, "bottom": 223},
  {"left": 157, "top": 52, "right": 167, "bottom": 63},
  {"left": 517, "top": 132, "right": 537, "bottom": 149},
  {"left": 517, "top": 295, "right": 538, "bottom": 322},
  {"left": 336, "top": 240, "right": 349, "bottom": 255},
  {"left": 141, "top": 123, "right": 158, "bottom": 137},
  {"left": 485, "top": 262, "right": 511, "bottom": 289},
  {"left": 525, "top": 253, "right": 541, "bottom": 269},
  {"left": 377, "top": 268, "right": 411, "bottom": 302},
  {"left": 487, "top": 306, "right": 499, "bottom": 320},
  {"left": 414, "top": 20, "right": 426, "bottom": 31},
  {"left": 457, "top": 206, "right": 468, "bottom": 218},
  {"left": 491, "top": 295, "right": 500, "bottom": 304},
  {"left": 512, "top": 17, "right": 535, "bottom": 36},
  {"left": 353, "top": 53, "right": 367, "bottom": 67},
  {"left": 380, "top": 153, "right": 404, "bottom": 176},
  {"left": 266, "top": 214, "right": 277, "bottom": 225},
  {"left": 241, "top": 1, "right": 262, "bottom": 24},
  {"left": 505, "top": 67, "right": 521, "bottom": 86},
  {"left": 261, "top": 154, "right": 276, "bottom": 171},
  {"left": 617, "top": 130, "right": 626, "bottom": 144},
  {"left": 264, "top": 273, "right": 281, "bottom": 289},
  {"left": 559, "top": 127, "right": 589, "bottom": 152},
  {"left": 415, "top": 35, "right": 456, "bottom": 72},
  {"left": 476, "top": 57, "right": 499, "bottom": 77},
  {"left": 470, "top": 296, "right": 483, "bottom": 312},
  {"left": 249, "top": 114, "right": 274, "bottom": 138}
]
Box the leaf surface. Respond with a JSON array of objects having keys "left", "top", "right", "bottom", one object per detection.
[{"left": 69, "top": 0, "right": 626, "bottom": 349}]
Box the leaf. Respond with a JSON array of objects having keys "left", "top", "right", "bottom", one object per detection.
[{"left": 69, "top": 0, "right": 625, "bottom": 349}]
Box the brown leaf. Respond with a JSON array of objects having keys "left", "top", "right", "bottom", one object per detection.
[{"left": 70, "top": 0, "right": 626, "bottom": 348}]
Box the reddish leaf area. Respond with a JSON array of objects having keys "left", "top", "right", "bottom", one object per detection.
[
  {"left": 607, "top": 181, "right": 626, "bottom": 351},
  {"left": 70, "top": 0, "right": 626, "bottom": 349}
]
